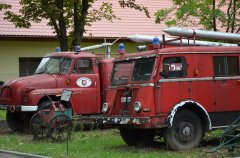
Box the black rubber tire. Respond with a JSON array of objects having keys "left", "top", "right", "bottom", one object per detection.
[
  {"left": 6, "top": 100, "right": 51, "bottom": 133},
  {"left": 120, "top": 127, "right": 155, "bottom": 147},
  {"left": 165, "top": 109, "right": 203, "bottom": 150},
  {"left": 6, "top": 111, "right": 25, "bottom": 132}
]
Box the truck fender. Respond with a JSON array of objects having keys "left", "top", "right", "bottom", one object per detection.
[
  {"left": 29, "top": 89, "right": 64, "bottom": 105},
  {"left": 166, "top": 100, "right": 212, "bottom": 131}
]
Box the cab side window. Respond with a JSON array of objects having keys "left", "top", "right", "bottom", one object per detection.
[
  {"left": 73, "top": 58, "right": 93, "bottom": 74},
  {"left": 161, "top": 57, "right": 187, "bottom": 78},
  {"left": 213, "top": 56, "right": 239, "bottom": 76}
]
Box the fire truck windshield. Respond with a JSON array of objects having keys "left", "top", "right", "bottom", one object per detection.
[
  {"left": 111, "top": 61, "right": 133, "bottom": 86},
  {"left": 132, "top": 58, "right": 155, "bottom": 81},
  {"left": 111, "top": 58, "right": 155, "bottom": 86},
  {"left": 35, "top": 57, "right": 72, "bottom": 74}
]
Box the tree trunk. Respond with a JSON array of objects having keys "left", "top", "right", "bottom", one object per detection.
[
  {"left": 226, "top": 0, "right": 233, "bottom": 32},
  {"left": 72, "top": 0, "right": 89, "bottom": 49},
  {"left": 212, "top": 0, "right": 217, "bottom": 31},
  {"left": 79, "top": 0, "right": 90, "bottom": 41},
  {"left": 56, "top": 0, "right": 68, "bottom": 51},
  {"left": 73, "top": 0, "right": 81, "bottom": 47},
  {"left": 231, "top": 0, "right": 236, "bottom": 33}
]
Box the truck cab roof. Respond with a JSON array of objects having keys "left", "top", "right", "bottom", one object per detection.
[
  {"left": 114, "top": 46, "right": 240, "bottom": 62},
  {"left": 45, "top": 51, "right": 99, "bottom": 59}
]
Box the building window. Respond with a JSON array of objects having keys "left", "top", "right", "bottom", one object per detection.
[
  {"left": 213, "top": 56, "right": 239, "bottom": 76},
  {"left": 73, "top": 58, "right": 93, "bottom": 74},
  {"left": 19, "top": 57, "right": 42, "bottom": 77},
  {"left": 161, "top": 57, "right": 187, "bottom": 78}
]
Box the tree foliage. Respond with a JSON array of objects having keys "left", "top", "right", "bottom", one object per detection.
[
  {"left": 155, "top": 0, "right": 240, "bottom": 33},
  {"left": 118, "top": 0, "right": 150, "bottom": 18}
]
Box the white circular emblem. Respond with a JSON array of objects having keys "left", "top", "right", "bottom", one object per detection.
[{"left": 76, "top": 77, "right": 92, "bottom": 87}]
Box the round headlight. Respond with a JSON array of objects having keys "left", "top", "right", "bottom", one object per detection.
[
  {"left": 134, "top": 102, "right": 141, "bottom": 112},
  {"left": 102, "top": 103, "right": 108, "bottom": 113}
]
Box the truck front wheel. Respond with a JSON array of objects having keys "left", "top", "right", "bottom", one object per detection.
[
  {"left": 120, "top": 127, "right": 155, "bottom": 147},
  {"left": 6, "top": 111, "right": 30, "bottom": 132},
  {"left": 165, "top": 109, "right": 203, "bottom": 150}
]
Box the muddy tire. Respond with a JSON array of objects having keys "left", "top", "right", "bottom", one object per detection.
[
  {"left": 120, "top": 127, "right": 155, "bottom": 147},
  {"left": 165, "top": 109, "right": 203, "bottom": 150},
  {"left": 6, "top": 111, "right": 25, "bottom": 132}
]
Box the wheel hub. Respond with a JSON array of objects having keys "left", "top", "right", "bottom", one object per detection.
[
  {"left": 178, "top": 121, "right": 194, "bottom": 142},
  {"left": 183, "top": 127, "right": 191, "bottom": 136}
]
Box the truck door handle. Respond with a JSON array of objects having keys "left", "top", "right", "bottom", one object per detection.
[{"left": 155, "top": 85, "right": 161, "bottom": 88}]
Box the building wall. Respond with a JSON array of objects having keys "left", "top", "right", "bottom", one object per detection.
[{"left": 0, "top": 40, "right": 140, "bottom": 81}]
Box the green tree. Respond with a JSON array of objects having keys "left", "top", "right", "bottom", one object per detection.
[{"left": 155, "top": 0, "right": 240, "bottom": 33}]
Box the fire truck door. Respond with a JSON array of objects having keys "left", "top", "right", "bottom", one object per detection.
[
  {"left": 156, "top": 56, "right": 188, "bottom": 113},
  {"left": 56, "top": 74, "right": 71, "bottom": 88},
  {"left": 56, "top": 58, "right": 72, "bottom": 88},
  {"left": 69, "top": 58, "right": 99, "bottom": 114}
]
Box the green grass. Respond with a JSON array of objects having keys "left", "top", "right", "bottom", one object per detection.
[
  {"left": 0, "top": 110, "right": 6, "bottom": 120},
  {"left": 0, "top": 129, "right": 239, "bottom": 158}
]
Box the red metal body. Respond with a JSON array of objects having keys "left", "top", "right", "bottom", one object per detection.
[
  {"left": 0, "top": 51, "right": 113, "bottom": 130},
  {"left": 103, "top": 47, "right": 240, "bottom": 127},
  {"left": 96, "top": 46, "right": 240, "bottom": 150}
]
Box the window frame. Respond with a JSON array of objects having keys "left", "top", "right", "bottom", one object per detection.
[
  {"left": 131, "top": 57, "right": 156, "bottom": 82},
  {"left": 110, "top": 61, "right": 133, "bottom": 86},
  {"left": 19, "top": 57, "right": 42, "bottom": 77},
  {"left": 73, "top": 58, "right": 94, "bottom": 74},
  {"left": 160, "top": 56, "right": 187, "bottom": 79},
  {"left": 213, "top": 56, "right": 239, "bottom": 77}
]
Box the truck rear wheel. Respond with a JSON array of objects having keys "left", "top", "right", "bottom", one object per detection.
[
  {"left": 165, "top": 109, "right": 203, "bottom": 150},
  {"left": 6, "top": 111, "right": 26, "bottom": 132},
  {"left": 120, "top": 127, "right": 155, "bottom": 147}
]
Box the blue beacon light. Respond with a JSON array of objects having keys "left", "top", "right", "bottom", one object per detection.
[
  {"left": 118, "top": 43, "right": 125, "bottom": 55},
  {"left": 56, "top": 47, "right": 61, "bottom": 53},
  {"left": 75, "top": 45, "right": 81, "bottom": 53},
  {"left": 152, "top": 37, "right": 160, "bottom": 49}
]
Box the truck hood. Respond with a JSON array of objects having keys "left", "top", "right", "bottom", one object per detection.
[{"left": 6, "top": 74, "right": 57, "bottom": 89}]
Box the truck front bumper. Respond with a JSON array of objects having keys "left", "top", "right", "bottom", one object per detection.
[
  {"left": 77, "top": 115, "right": 150, "bottom": 125},
  {"left": 0, "top": 104, "right": 38, "bottom": 112}
]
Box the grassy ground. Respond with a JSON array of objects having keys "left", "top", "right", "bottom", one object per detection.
[
  {"left": 0, "top": 110, "right": 6, "bottom": 120},
  {"left": 0, "top": 111, "right": 239, "bottom": 158},
  {"left": 0, "top": 128, "right": 239, "bottom": 158}
]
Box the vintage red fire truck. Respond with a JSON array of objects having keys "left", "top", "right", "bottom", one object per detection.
[
  {"left": 94, "top": 33, "right": 240, "bottom": 150},
  {"left": 0, "top": 45, "right": 113, "bottom": 132}
]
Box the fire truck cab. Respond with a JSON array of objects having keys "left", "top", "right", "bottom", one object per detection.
[
  {"left": 97, "top": 40, "right": 240, "bottom": 150},
  {"left": 0, "top": 49, "right": 113, "bottom": 132}
]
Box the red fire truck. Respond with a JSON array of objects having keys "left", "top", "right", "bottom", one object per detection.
[
  {"left": 0, "top": 45, "right": 113, "bottom": 132},
  {"left": 93, "top": 33, "right": 240, "bottom": 150}
]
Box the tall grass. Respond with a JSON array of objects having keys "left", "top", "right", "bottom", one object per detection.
[{"left": 0, "top": 129, "right": 238, "bottom": 158}]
